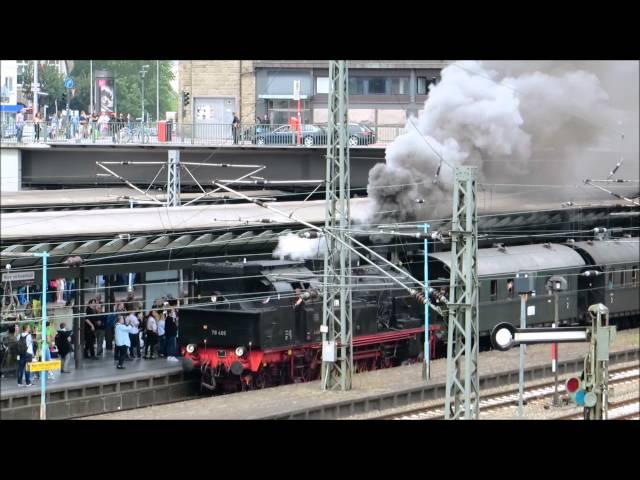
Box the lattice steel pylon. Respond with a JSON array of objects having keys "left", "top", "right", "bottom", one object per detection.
[
  {"left": 167, "top": 150, "right": 181, "bottom": 207},
  {"left": 444, "top": 166, "right": 480, "bottom": 419},
  {"left": 321, "top": 60, "right": 353, "bottom": 391}
]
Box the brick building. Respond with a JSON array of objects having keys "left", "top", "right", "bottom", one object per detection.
[{"left": 178, "top": 60, "right": 448, "bottom": 127}]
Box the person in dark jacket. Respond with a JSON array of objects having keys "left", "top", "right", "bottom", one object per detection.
[
  {"left": 232, "top": 112, "right": 240, "bottom": 144},
  {"left": 164, "top": 307, "right": 179, "bottom": 361},
  {"left": 84, "top": 298, "right": 97, "bottom": 358},
  {"left": 55, "top": 323, "right": 73, "bottom": 373}
]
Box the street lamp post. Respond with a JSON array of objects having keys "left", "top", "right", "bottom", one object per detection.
[
  {"left": 546, "top": 275, "right": 568, "bottom": 406},
  {"left": 156, "top": 60, "right": 160, "bottom": 123},
  {"left": 140, "top": 65, "right": 150, "bottom": 123}
]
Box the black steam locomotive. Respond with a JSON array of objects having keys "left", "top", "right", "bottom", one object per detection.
[
  {"left": 179, "top": 238, "right": 639, "bottom": 392},
  {"left": 179, "top": 260, "right": 426, "bottom": 391}
]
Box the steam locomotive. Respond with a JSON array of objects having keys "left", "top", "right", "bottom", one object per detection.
[{"left": 179, "top": 238, "right": 639, "bottom": 392}]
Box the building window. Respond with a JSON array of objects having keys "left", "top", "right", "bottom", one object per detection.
[
  {"left": 390, "top": 78, "right": 408, "bottom": 95},
  {"left": 417, "top": 77, "right": 427, "bottom": 95},
  {"left": 490, "top": 280, "right": 498, "bottom": 301},
  {"left": 417, "top": 76, "right": 439, "bottom": 95},
  {"left": 368, "top": 78, "right": 386, "bottom": 94},
  {"left": 349, "top": 77, "right": 365, "bottom": 95},
  {"left": 316, "top": 77, "right": 329, "bottom": 94},
  {"left": 17, "top": 61, "right": 29, "bottom": 86}
]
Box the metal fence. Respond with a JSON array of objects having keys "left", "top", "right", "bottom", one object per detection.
[{"left": 1, "top": 120, "right": 405, "bottom": 147}]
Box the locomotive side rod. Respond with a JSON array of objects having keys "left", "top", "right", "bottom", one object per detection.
[{"left": 212, "top": 181, "right": 443, "bottom": 314}]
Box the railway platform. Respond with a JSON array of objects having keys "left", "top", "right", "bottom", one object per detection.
[
  {"left": 86, "top": 328, "right": 639, "bottom": 420},
  {"left": 0, "top": 354, "right": 198, "bottom": 419}
]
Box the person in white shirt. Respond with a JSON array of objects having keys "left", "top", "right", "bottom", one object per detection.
[
  {"left": 17, "top": 324, "right": 34, "bottom": 387},
  {"left": 126, "top": 311, "right": 141, "bottom": 358},
  {"left": 157, "top": 309, "right": 166, "bottom": 358},
  {"left": 144, "top": 310, "right": 158, "bottom": 359}
]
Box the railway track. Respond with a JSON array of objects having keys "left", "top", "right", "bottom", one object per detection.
[
  {"left": 557, "top": 398, "right": 640, "bottom": 420},
  {"left": 378, "top": 365, "right": 639, "bottom": 420}
]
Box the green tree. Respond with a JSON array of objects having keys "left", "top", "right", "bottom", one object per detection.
[
  {"left": 21, "top": 62, "right": 66, "bottom": 115},
  {"left": 68, "top": 60, "right": 177, "bottom": 120}
]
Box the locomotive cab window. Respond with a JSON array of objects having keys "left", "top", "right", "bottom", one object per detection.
[
  {"left": 490, "top": 280, "right": 498, "bottom": 301},
  {"left": 506, "top": 279, "right": 514, "bottom": 298}
]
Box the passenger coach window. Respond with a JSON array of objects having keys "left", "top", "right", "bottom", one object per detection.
[
  {"left": 507, "top": 279, "right": 514, "bottom": 298},
  {"left": 490, "top": 280, "right": 498, "bottom": 301},
  {"left": 620, "top": 269, "right": 626, "bottom": 286},
  {"left": 632, "top": 266, "right": 639, "bottom": 286}
]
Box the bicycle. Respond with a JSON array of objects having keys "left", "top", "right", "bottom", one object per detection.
[{"left": 119, "top": 126, "right": 150, "bottom": 144}]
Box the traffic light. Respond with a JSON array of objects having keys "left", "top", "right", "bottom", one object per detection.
[
  {"left": 565, "top": 375, "right": 585, "bottom": 405},
  {"left": 61, "top": 92, "right": 67, "bottom": 105},
  {"left": 182, "top": 91, "right": 190, "bottom": 107}
]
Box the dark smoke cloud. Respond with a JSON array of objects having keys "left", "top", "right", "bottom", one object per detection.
[{"left": 365, "top": 60, "right": 639, "bottom": 224}]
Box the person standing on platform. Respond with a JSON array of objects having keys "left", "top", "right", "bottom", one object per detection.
[
  {"left": 164, "top": 305, "right": 179, "bottom": 362},
  {"left": 55, "top": 323, "right": 73, "bottom": 373},
  {"left": 143, "top": 310, "right": 158, "bottom": 359},
  {"left": 126, "top": 310, "right": 141, "bottom": 359},
  {"left": 16, "top": 324, "right": 34, "bottom": 387},
  {"left": 84, "top": 299, "right": 97, "bottom": 359},
  {"left": 94, "top": 297, "right": 106, "bottom": 357},
  {"left": 232, "top": 112, "right": 240, "bottom": 144},
  {"left": 157, "top": 306, "right": 166, "bottom": 358},
  {"left": 15, "top": 109, "right": 25, "bottom": 142},
  {"left": 105, "top": 303, "right": 121, "bottom": 353},
  {"left": 114, "top": 316, "right": 135, "bottom": 369},
  {"left": 34, "top": 112, "right": 42, "bottom": 142}
]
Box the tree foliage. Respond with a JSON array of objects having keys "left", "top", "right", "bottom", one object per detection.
[
  {"left": 68, "top": 60, "right": 177, "bottom": 120},
  {"left": 21, "top": 62, "right": 66, "bottom": 114}
]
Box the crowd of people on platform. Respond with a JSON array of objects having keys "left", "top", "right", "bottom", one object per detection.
[
  {"left": 1, "top": 292, "right": 181, "bottom": 386},
  {"left": 13, "top": 108, "right": 139, "bottom": 144},
  {"left": 84, "top": 295, "right": 180, "bottom": 369}
]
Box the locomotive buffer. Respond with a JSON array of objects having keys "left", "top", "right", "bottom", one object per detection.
[{"left": 490, "top": 303, "right": 616, "bottom": 420}]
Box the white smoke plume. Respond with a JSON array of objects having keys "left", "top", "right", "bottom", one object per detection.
[
  {"left": 366, "top": 60, "right": 637, "bottom": 223},
  {"left": 272, "top": 233, "right": 326, "bottom": 260}
]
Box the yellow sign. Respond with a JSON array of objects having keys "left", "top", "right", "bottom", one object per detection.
[{"left": 27, "top": 360, "right": 61, "bottom": 372}]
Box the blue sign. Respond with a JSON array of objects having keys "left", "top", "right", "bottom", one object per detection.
[{"left": 64, "top": 78, "right": 74, "bottom": 89}]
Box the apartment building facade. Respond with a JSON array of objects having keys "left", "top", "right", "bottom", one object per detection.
[{"left": 178, "top": 60, "right": 448, "bottom": 126}]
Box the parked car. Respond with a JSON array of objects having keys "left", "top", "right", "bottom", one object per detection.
[
  {"left": 253, "top": 124, "right": 327, "bottom": 147},
  {"left": 346, "top": 123, "right": 376, "bottom": 146},
  {"left": 315, "top": 123, "right": 377, "bottom": 146}
]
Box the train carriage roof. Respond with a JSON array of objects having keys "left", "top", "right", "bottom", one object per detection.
[
  {"left": 429, "top": 243, "right": 586, "bottom": 277},
  {"left": 570, "top": 238, "right": 640, "bottom": 267}
]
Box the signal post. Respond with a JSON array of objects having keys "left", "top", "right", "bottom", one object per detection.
[{"left": 490, "top": 303, "right": 615, "bottom": 420}]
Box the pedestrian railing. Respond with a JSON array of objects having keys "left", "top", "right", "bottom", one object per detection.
[{"left": 2, "top": 120, "right": 406, "bottom": 147}]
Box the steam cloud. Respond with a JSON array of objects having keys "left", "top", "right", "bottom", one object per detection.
[
  {"left": 273, "top": 233, "right": 326, "bottom": 260},
  {"left": 366, "top": 60, "right": 638, "bottom": 223}
]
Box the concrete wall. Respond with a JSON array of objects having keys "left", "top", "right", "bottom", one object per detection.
[
  {"left": 179, "top": 60, "right": 256, "bottom": 124},
  {"left": 1, "top": 148, "right": 21, "bottom": 192},
  {"left": 18, "top": 146, "right": 386, "bottom": 190}
]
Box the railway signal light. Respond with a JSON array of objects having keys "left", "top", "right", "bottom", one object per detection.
[{"left": 565, "top": 375, "right": 585, "bottom": 405}]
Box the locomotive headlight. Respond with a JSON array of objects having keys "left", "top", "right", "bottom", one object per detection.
[
  {"left": 235, "top": 346, "right": 246, "bottom": 357},
  {"left": 186, "top": 344, "right": 196, "bottom": 354}
]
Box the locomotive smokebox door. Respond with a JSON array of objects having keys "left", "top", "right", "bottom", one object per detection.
[
  {"left": 322, "top": 340, "right": 336, "bottom": 362},
  {"left": 514, "top": 272, "right": 535, "bottom": 294}
]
